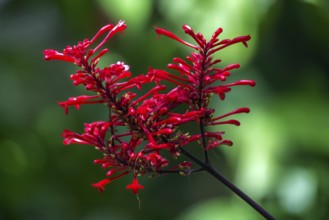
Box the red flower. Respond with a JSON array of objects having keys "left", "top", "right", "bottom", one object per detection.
[
  {"left": 92, "top": 171, "right": 129, "bottom": 193},
  {"left": 43, "top": 20, "right": 127, "bottom": 67},
  {"left": 58, "top": 95, "right": 105, "bottom": 115},
  {"left": 126, "top": 178, "right": 144, "bottom": 195},
  {"left": 91, "top": 178, "right": 111, "bottom": 193},
  {"left": 62, "top": 121, "right": 110, "bottom": 148}
]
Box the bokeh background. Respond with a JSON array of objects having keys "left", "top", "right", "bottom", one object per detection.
[{"left": 1, "top": 0, "right": 329, "bottom": 219}]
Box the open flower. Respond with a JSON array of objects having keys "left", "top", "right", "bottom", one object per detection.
[{"left": 126, "top": 178, "right": 144, "bottom": 195}]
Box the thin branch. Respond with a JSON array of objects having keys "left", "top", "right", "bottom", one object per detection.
[
  {"left": 199, "top": 121, "right": 209, "bottom": 164},
  {"left": 179, "top": 146, "right": 275, "bottom": 220},
  {"left": 155, "top": 167, "right": 204, "bottom": 175}
]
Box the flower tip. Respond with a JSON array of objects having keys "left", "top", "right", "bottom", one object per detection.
[
  {"left": 43, "top": 49, "right": 55, "bottom": 61},
  {"left": 182, "top": 24, "right": 193, "bottom": 34},
  {"left": 223, "top": 140, "right": 233, "bottom": 147},
  {"left": 238, "top": 107, "right": 250, "bottom": 114},
  {"left": 154, "top": 26, "right": 165, "bottom": 36},
  {"left": 210, "top": 27, "right": 223, "bottom": 42},
  {"left": 43, "top": 54, "right": 51, "bottom": 61},
  {"left": 249, "top": 80, "right": 256, "bottom": 87},
  {"left": 118, "top": 19, "right": 126, "bottom": 25},
  {"left": 229, "top": 119, "right": 241, "bottom": 126},
  {"left": 243, "top": 35, "right": 251, "bottom": 47},
  {"left": 117, "top": 19, "right": 127, "bottom": 31},
  {"left": 237, "top": 80, "right": 256, "bottom": 87}
]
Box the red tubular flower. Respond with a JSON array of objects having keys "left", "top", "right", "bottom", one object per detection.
[
  {"left": 58, "top": 95, "right": 105, "bottom": 115},
  {"left": 126, "top": 178, "right": 144, "bottom": 195},
  {"left": 43, "top": 20, "right": 127, "bottom": 67},
  {"left": 208, "top": 119, "right": 241, "bottom": 126},
  {"left": 91, "top": 178, "right": 111, "bottom": 193},
  {"left": 90, "top": 20, "right": 126, "bottom": 54},
  {"left": 205, "top": 140, "right": 233, "bottom": 150},
  {"left": 130, "top": 85, "right": 166, "bottom": 107},
  {"left": 92, "top": 171, "right": 129, "bottom": 193},
  {"left": 208, "top": 35, "right": 251, "bottom": 56},
  {"left": 70, "top": 71, "right": 97, "bottom": 89},
  {"left": 144, "top": 153, "right": 169, "bottom": 170},
  {"left": 155, "top": 26, "right": 199, "bottom": 50},
  {"left": 43, "top": 49, "right": 75, "bottom": 63},
  {"left": 210, "top": 107, "right": 250, "bottom": 122},
  {"left": 62, "top": 121, "right": 110, "bottom": 148}
]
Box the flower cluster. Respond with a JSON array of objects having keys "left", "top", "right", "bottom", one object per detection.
[{"left": 43, "top": 20, "right": 254, "bottom": 195}]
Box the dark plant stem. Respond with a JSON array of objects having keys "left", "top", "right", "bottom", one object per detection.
[
  {"left": 199, "top": 121, "right": 209, "bottom": 164},
  {"left": 179, "top": 147, "right": 275, "bottom": 220}
]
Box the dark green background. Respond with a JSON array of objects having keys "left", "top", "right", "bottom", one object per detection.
[{"left": 1, "top": 0, "right": 329, "bottom": 219}]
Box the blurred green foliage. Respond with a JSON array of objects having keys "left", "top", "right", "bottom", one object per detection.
[{"left": 1, "top": 0, "right": 329, "bottom": 219}]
